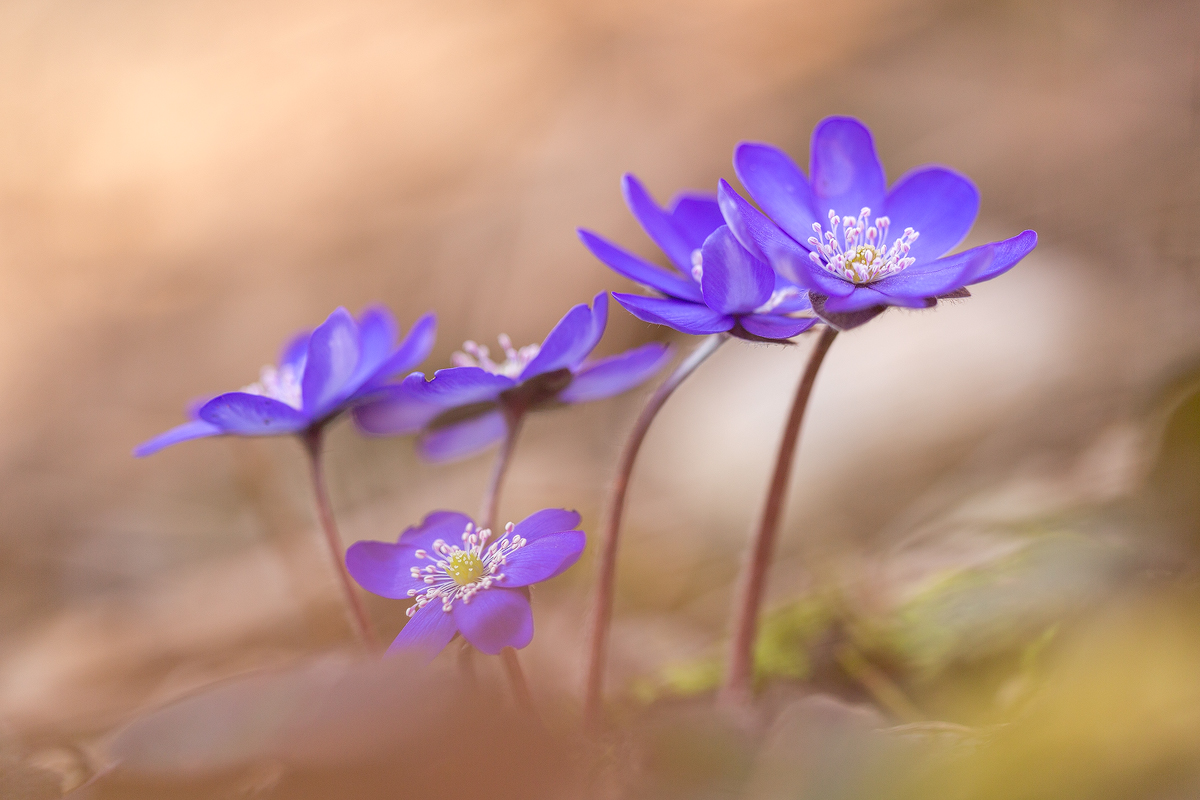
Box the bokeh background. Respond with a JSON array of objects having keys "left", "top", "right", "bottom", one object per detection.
[{"left": 1, "top": 0, "right": 1199, "bottom": 796}]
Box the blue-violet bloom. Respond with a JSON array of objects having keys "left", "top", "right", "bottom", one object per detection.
[
  {"left": 579, "top": 175, "right": 817, "bottom": 341},
  {"left": 346, "top": 508, "right": 585, "bottom": 657},
  {"left": 135, "top": 306, "right": 437, "bottom": 456},
  {"left": 352, "top": 292, "right": 671, "bottom": 461},
  {"left": 720, "top": 116, "right": 1037, "bottom": 328}
]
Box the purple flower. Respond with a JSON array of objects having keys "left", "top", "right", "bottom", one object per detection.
[
  {"left": 720, "top": 116, "right": 1038, "bottom": 329},
  {"left": 135, "top": 307, "right": 437, "bottom": 456},
  {"left": 578, "top": 175, "right": 818, "bottom": 341},
  {"left": 346, "top": 508, "right": 586, "bottom": 657},
  {"left": 353, "top": 292, "right": 671, "bottom": 462}
]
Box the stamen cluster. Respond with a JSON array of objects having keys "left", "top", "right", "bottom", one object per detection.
[
  {"left": 407, "top": 521, "right": 527, "bottom": 614},
  {"left": 807, "top": 208, "right": 919, "bottom": 285},
  {"left": 241, "top": 364, "right": 303, "bottom": 409},
  {"left": 452, "top": 335, "right": 540, "bottom": 378}
]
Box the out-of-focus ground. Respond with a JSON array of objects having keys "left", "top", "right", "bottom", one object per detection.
[{"left": 1, "top": 0, "right": 1199, "bottom": 796}]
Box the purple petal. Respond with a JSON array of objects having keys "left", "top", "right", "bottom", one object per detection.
[
  {"left": 717, "top": 181, "right": 853, "bottom": 298},
  {"left": 361, "top": 312, "right": 438, "bottom": 391},
  {"left": 519, "top": 293, "right": 607, "bottom": 379},
  {"left": 739, "top": 314, "right": 819, "bottom": 340},
  {"left": 668, "top": 193, "right": 725, "bottom": 248},
  {"left": 870, "top": 244, "right": 994, "bottom": 299},
  {"left": 612, "top": 292, "right": 734, "bottom": 335},
  {"left": 769, "top": 273, "right": 813, "bottom": 313},
  {"left": 352, "top": 376, "right": 443, "bottom": 436},
  {"left": 386, "top": 603, "right": 459, "bottom": 661},
  {"left": 882, "top": 167, "right": 980, "bottom": 263},
  {"left": 197, "top": 392, "right": 309, "bottom": 435},
  {"left": 734, "top": 141, "right": 820, "bottom": 244},
  {"left": 822, "top": 286, "right": 930, "bottom": 313},
  {"left": 500, "top": 531, "right": 586, "bottom": 587},
  {"left": 345, "top": 540, "right": 424, "bottom": 599},
  {"left": 578, "top": 229, "right": 704, "bottom": 302},
  {"left": 406, "top": 367, "right": 514, "bottom": 406},
  {"left": 353, "top": 306, "right": 399, "bottom": 378},
  {"left": 418, "top": 409, "right": 507, "bottom": 462},
  {"left": 397, "top": 510, "right": 477, "bottom": 551},
  {"left": 279, "top": 330, "right": 312, "bottom": 372},
  {"left": 809, "top": 117, "right": 886, "bottom": 220},
  {"left": 301, "top": 307, "right": 361, "bottom": 417},
  {"left": 510, "top": 508, "right": 582, "bottom": 543},
  {"left": 560, "top": 342, "right": 672, "bottom": 404},
  {"left": 133, "top": 419, "right": 223, "bottom": 457},
  {"left": 700, "top": 226, "right": 775, "bottom": 314},
  {"left": 452, "top": 588, "right": 533, "bottom": 654},
  {"left": 622, "top": 174, "right": 696, "bottom": 273},
  {"left": 967, "top": 229, "right": 1037, "bottom": 283}
]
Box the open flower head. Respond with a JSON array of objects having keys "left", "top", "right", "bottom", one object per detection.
[
  {"left": 579, "top": 175, "right": 816, "bottom": 340},
  {"left": 135, "top": 306, "right": 436, "bottom": 456},
  {"left": 352, "top": 292, "right": 671, "bottom": 461},
  {"left": 346, "top": 508, "right": 586, "bottom": 658},
  {"left": 719, "top": 116, "right": 1037, "bottom": 329}
]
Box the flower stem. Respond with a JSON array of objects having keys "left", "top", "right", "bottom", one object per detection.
[
  {"left": 479, "top": 405, "right": 526, "bottom": 532},
  {"left": 582, "top": 332, "right": 728, "bottom": 731},
  {"left": 501, "top": 646, "right": 539, "bottom": 719},
  {"left": 719, "top": 325, "right": 837, "bottom": 707},
  {"left": 301, "top": 427, "right": 380, "bottom": 653}
]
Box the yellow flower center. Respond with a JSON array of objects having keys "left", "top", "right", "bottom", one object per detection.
[{"left": 444, "top": 551, "right": 485, "bottom": 586}]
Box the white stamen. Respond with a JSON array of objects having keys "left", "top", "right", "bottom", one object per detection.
[
  {"left": 754, "top": 286, "right": 801, "bottom": 314},
  {"left": 241, "top": 364, "right": 303, "bottom": 409},
  {"left": 405, "top": 520, "right": 527, "bottom": 616},
  {"left": 690, "top": 249, "right": 704, "bottom": 283},
  {"left": 451, "top": 335, "right": 540, "bottom": 378},
  {"left": 806, "top": 207, "right": 919, "bottom": 284}
]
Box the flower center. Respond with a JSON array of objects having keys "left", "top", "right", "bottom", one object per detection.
[
  {"left": 444, "top": 551, "right": 485, "bottom": 585},
  {"left": 451, "top": 334, "right": 540, "bottom": 378},
  {"left": 241, "top": 364, "right": 303, "bottom": 409},
  {"left": 807, "top": 208, "right": 920, "bottom": 284},
  {"left": 406, "top": 522, "right": 527, "bottom": 614}
]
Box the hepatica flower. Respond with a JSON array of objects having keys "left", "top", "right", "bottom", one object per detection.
[
  {"left": 578, "top": 175, "right": 817, "bottom": 341},
  {"left": 135, "top": 306, "right": 436, "bottom": 456},
  {"left": 346, "top": 509, "right": 585, "bottom": 656},
  {"left": 353, "top": 292, "right": 670, "bottom": 461},
  {"left": 720, "top": 116, "right": 1037, "bottom": 328}
]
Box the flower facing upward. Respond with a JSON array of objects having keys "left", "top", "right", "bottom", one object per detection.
[
  {"left": 134, "top": 306, "right": 436, "bottom": 456},
  {"left": 578, "top": 175, "right": 817, "bottom": 341},
  {"left": 719, "top": 116, "right": 1037, "bottom": 327},
  {"left": 346, "top": 509, "right": 586, "bottom": 657},
  {"left": 352, "top": 292, "right": 671, "bottom": 461}
]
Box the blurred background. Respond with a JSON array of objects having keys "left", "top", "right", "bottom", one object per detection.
[{"left": 1, "top": 0, "right": 1199, "bottom": 796}]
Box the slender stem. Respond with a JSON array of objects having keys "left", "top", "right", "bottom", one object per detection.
[
  {"left": 301, "top": 427, "right": 380, "bottom": 653},
  {"left": 720, "top": 326, "right": 837, "bottom": 707},
  {"left": 582, "top": 333, "right": 729, "bottom": 731},
  {"left": 479, "top": 405, "right": 526, "bottom": 532},
  {"left": 501, "top": 646, "right": 539, "bottom": 719}
]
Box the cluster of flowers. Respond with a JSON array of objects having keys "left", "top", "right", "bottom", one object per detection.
[{"left": 137, "top": 117, "right": 1035, "bottom": 706}]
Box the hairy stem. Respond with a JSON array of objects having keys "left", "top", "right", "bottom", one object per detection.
[
  {"left": 302, "top": 427, "right": 380, "bottom": 653},
  {"left": 719, "top": 326, "right": 837, "bottom": 706},
  {"left": 479, "top": 406, "right": 526, "bottom": 532},
  {"left": 582, "top": 333, "right": 729, "bottom": 731}
]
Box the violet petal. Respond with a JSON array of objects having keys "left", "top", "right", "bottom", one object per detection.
[
  {"left": 578, "top": 229, "right": 704, "bottom": 302},
  {"left": 453, "top": 588, "right": 533, "bottom": 654},
  {"left": 611, "top": 292, "right": 734, "bottom": 335},
  {"left": 418, "top": 408, "right": 507, "bottom": 462},
  {"left": 622, "top": 174, "right": 695, "bottom": 273},
  {"left": 386, "top": 603, "right": 459, "bottom": 661},
  {"left": 510, "top": 508, "right": 582, "bottom": 543},
  {"left": 301, "top": 307, "right": 361, "bottom": 417},
  {"left": 560, "top": 342, "right": 672, "bottom": 404},
  {"left": 500, "top": 531, "right": 587, "bottom": 587},
  {"left": 882, "top": 166, "right": 980, "bottom": 264},
  {"left": 810, "top": 116, "right": 887, "bottom": 220},
  {"left": 734, "top": 141, "right": 821, "bottom": 244},
  {"left": 739, "top": 314, "right": 818, "bottom": 340},
  {"left": 700, "top": 226, "right": 775, "bottom": 314},
  {"left": 519, "top": 293, "right": 607, "bottom": 380},
  {"left": 197, "top": 392, "right": 309, "bottom": 434},
  {"left": 133, "top": 420, "right": 223, "bottom": 457}
]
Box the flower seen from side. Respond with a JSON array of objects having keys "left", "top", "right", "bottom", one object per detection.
[
  {"left": 352, "top": 292, "right": 671, "bottom": 462},
  {"left": 578, "top": 175, "right": 818, "bottom": 341},
  {"left": 346, "top": 508, "right": 586, "bottom": 657},
  {"left": 134, "top": 306, "right": 437, "bottom": 456},
  {"left": 719, "top": 116, "right": 1038, "bottom": 329}
]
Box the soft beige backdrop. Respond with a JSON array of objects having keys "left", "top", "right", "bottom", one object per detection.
[{"left": 0, "top": 0, "right": 1197, "bottom": 743}]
